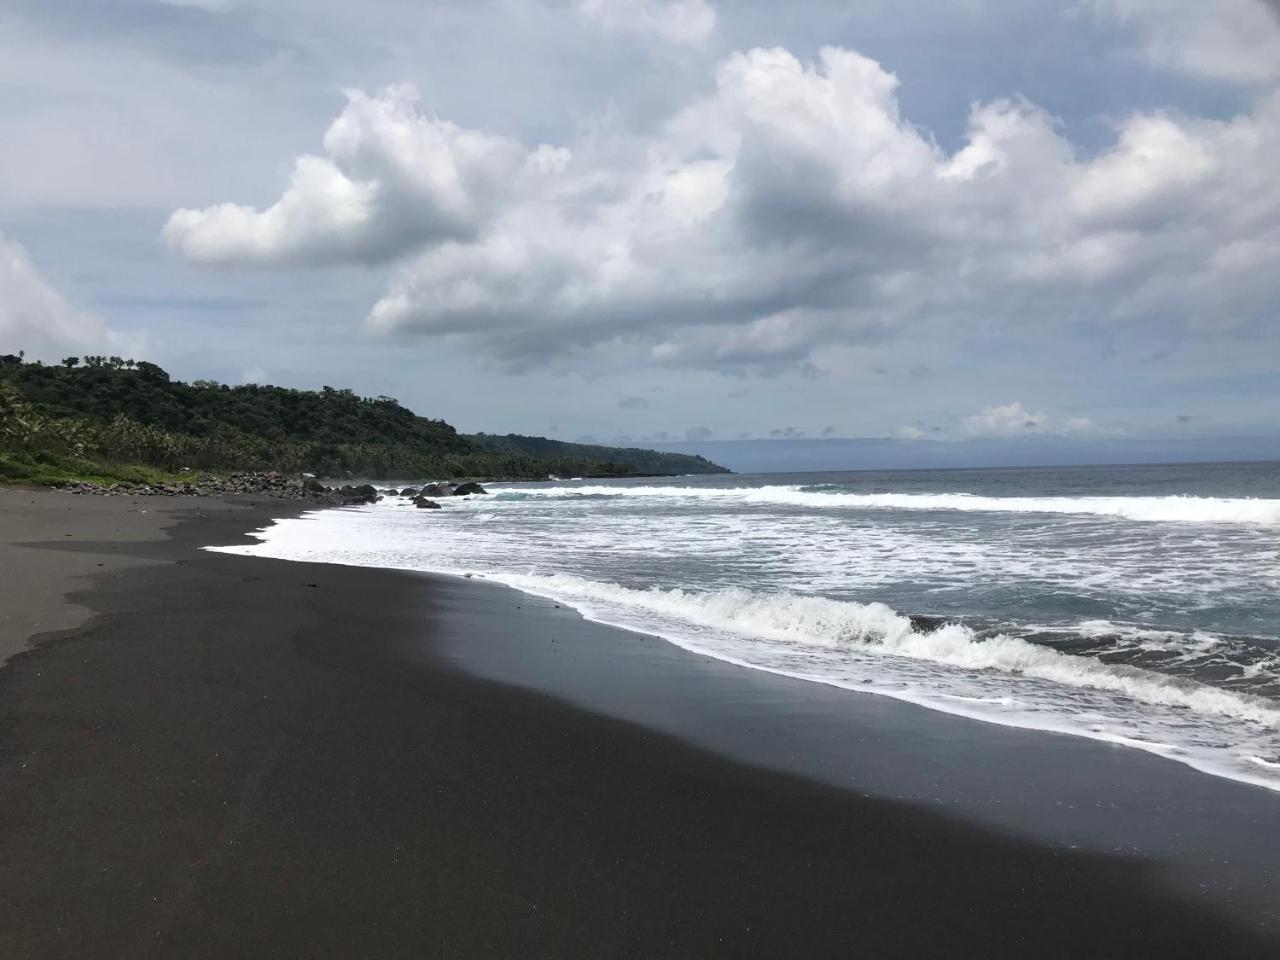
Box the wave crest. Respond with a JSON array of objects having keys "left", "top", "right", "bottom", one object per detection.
[
  {"left": 495, "top": 485, "right": 1280, "bottom": 525},
  {"left": 499, "top": 573, "right": 1280, "bottom": 732}
]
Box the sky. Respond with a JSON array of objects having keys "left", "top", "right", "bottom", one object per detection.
[{"left": 2, "top": 0, "right": 1280, "bottom": 466}]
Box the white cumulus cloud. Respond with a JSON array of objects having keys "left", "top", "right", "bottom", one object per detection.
[
  {"left": 963, "top": 401, "right": 1052, "bottom": 437},
  {"left": 958, "top": 404, "right": 1112, "bottom": 439},
  {"left": 165, "top": 35, "right": 1280, "bottom": 372},
  {"left": 164, "top": 85, "right": 529, "bottom": 266}
]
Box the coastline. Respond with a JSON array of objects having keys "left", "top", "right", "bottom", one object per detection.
[{"left": 1, "top": 488, "right": 1277, "bottom": 958}]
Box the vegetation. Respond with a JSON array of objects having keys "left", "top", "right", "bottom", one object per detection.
[
  {"left": 0, "top": 354, "right": 728, "bottom": 485},
  {"left": 470, "top": 432, "right": 725, "bottom": 476}
]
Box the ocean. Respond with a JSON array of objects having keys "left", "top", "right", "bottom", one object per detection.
[{"left": 211, "top": 461, "right": 1280, "bottom": 793}]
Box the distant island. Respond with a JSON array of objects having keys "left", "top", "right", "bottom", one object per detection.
[{"left": 0, "top": 353, "right": 729, "bottom": 485}]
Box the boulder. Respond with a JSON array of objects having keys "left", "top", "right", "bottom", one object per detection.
[
  {"left": 452, "top": 482, "right": 488, "bottom": 496},
  {"left": 421, "top": 482, "right": 454, "bottom": 498},
  {"left": 301, "top": 477, "right": 327, "bottom": 494},
  {"left": 908, "top": 614, "right": 950, "bottom": 634},
  {"left": 413, "top": 498, "right": 442, "bottom": 509},
  {"left": 399, "top": 487, "right": 419, "bottom": 497},
  {"left": 383, "top": 488, "right": 400, "bottom": 497},
  {"left": 343, "top": 483, "right": 379, "bottom": 505}
]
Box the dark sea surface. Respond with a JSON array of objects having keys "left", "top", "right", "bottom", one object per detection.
[{"left": 214, "top": 460, "right": 1280, "bottom": 791}]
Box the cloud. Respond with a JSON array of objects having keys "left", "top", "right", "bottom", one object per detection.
[
  {"left": 576, "top": 0, "right": 716, "bottom": 46},
  {"left": 240, "top": 365, "right": 268, "bottom": 384},
  {"left": 167, "top": 37, "right": 1280, "bottom": 373},
  {"left": 157, "top": 0, "right": 235, "bottom": 10},
  {"left": 769, "top": 426, "right": 805, "bottom": 438},
  {"left": 164, "top": 85, "right": 530, "bottom": 266},
  {"left": 1089, "top": 0, "right": 1280, "bottom": 86},
  {"left": 685, "top": 425, "right": 712, "bottom": 440},
  {"left": 618, "top": 394, "right": 649, "bottom": 409},
  {"left": 1063, "top": 416, "right": 1100, "bottom": 434},
  {"left": 960, "top": 403, "right": 1112, "bottom": 439},
  {"left": 0, "top": 232, "right": 139, "bottom": 360},
  {"left": 963, "top": 401, "right": 1052, "bottom": 437}
]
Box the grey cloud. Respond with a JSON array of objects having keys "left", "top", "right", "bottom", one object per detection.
[
  {"left": 821, "top": 425, "right": 837, "bottom": 436},
  {"left": 1177, "top": 414, "right": 1196, "bottom": 423},
  {"left": 1092, "top": 0, "right": 1280, "bottom": 85},
  {"left": 0, "top": 232, "right": 142, "bottom": 361},
  {"left": 7, "top": 0, "right": 286, "bottom": 66},
  {"left": 618, "top": 395, "right": 649, "bottom": 409},
  {"left": 685, "top": 425, "right": 712, "bottom": 440},
  {"left": 576, "top": 0, "right": 717, "bottom": 45},
  {"left": 769, "top": 426, "right": 805, "bottom": 438}
]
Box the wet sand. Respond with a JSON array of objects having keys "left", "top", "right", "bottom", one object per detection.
[{"left": 0, "top": 488, "right": 1276, "bottom": 958}]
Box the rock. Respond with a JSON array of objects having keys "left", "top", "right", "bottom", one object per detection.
[
  {"left": 452, "top": 482, "right": 488, "bottom": 496},
  {"left": 383, "top": 488, "right": 399, "bottom": 496},
  {"left": 399, "top": 487, "right": 419, "bottom": 497},
  {"left": 413, "top": 498, "right": 442, "bottom": 509},
  {"left": 908, "top": 614, "right": 950, "bottom": 634},
  {"left": 53, "top": 470, "right": 388, "bottom": 505},
  {"left": 343, "top": 483, "right": 379, "bottom": 505},
  {"left": 420, "top": 482, "right": 454, "bottom": 498}
]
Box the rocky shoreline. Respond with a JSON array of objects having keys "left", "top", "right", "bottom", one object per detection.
[{"left": 56, "top": 472, "right": 488, "bottom": 507}]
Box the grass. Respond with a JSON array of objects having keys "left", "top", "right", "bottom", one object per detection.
[{"left": 0, "top": 452, "right": 197, "bottom": 488}]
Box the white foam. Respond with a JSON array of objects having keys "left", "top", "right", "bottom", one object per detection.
[{"left": 496, "top": 484, "right": 1280, "bottom": 525}]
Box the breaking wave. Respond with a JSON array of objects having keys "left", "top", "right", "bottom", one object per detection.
[
  {"left": 495, "top": 485, "right": 1280, "bottom": 525},
  {"left": 498, "top": 573, "right": 1280, "bottom": 730}
]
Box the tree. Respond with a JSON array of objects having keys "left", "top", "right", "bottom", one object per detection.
[
  {"left": 62, "top": 357, "right": 80, "bottom": 368},
  {"left": 134, "top": 361, "right": 170, "bottom": 383}
]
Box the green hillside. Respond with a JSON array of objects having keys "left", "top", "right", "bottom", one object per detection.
[
  {"left": 0, "top": 353, "right": 728, "bottom": 483},
  {"left": 469, "top": 433, "right": 726, "bottom": 476}
]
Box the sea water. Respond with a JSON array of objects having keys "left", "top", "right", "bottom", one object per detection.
[{"left": 209, "top": 461, "right": 1280, "bottom": 792}]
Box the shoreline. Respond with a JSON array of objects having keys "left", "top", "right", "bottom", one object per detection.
[
  {"left": 2, "top": 488, "right": 1278, "bottom": 957},
  {"left": 433, "top": 566, "right": 1280, "bottom": 797}
]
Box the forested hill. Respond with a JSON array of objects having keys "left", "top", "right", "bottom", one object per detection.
[
  {"left": 468, "top": 433, "right": 726, "bottom": 476},
  {"left": 0, "top": 354, "right": 728, "bottom": 481}
]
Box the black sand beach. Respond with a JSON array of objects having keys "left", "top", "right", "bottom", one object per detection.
[{"left": 1, "top": 488, "right": 1278, "bottom": 958}]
